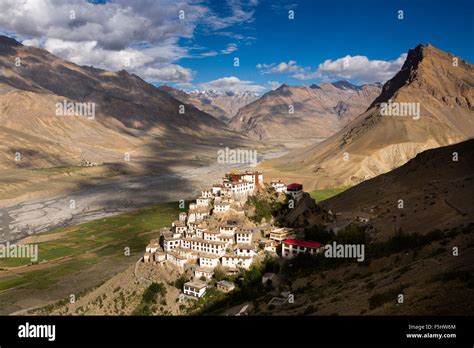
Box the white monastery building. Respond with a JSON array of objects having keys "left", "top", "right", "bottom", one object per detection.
[
  {"left": 142, "top": 171, "right": 318, "bottom": 298},
  {"left": 270, "top": 180, "right": 286, "bottom": 193},
  {"left": 281, "top": 239, "right": 324, "bottom": 258},
  {"left": 183, "top": 281, "right": 207, "bottom": 298}
]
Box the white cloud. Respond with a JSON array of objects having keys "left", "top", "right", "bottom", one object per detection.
[
  {"left": 0, "top": 0, "right": 258, "bottom": 83},
  {"left": 0, "top": 0, "right": 161, "bottom": 50},
  {"left": 256, "top": 60, "right": 305, "bottom": 74},
  {"left": 142, "top": 65, "right": 193, "bottom": 83},
  {"left": 174, "top": 82, "right": 194, "bottom": 89},
  {"left": 43, "top": 38, "right": 154, "bottom": 70},
  {"left": 273, "top": 60, "right": 303, "bottom": 73},
  {"left": 22, "top": 38, "right": 43, "bottom": 47},
  {"left": 257, "top": 54, "right": 407, "bottom": 84},
  {"left": 294, "top": 53, "right": 407, "bottom": 83},
  {"left": 204, "top": 1, "right": 257, "bottom": 30},
  {"left": 36, "top": 37, "right": 193, "bottom": 83},
  {"left": 256, "top": 63, "right": 271, "bottom": 69},
  {"left": 270, "top": 2, "right": 298, "bottom": 13},
  {"left": 200, "top": 76, "right": 265, "bottom": 93},
  {"left": 198, "top": 51, "right": 218, "bottom": 58},
  {"left": 220, "top": 43, "right": 238, "bottom": 54},
  {"left": 267, "top": 81, "right": 282, "bottom": 90}
]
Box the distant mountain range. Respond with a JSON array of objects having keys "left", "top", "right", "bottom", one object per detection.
[
  {"left": 0, "top": 34, "right": 386, "bottom": 172},
  {"left": 158, "top": 86, "right": 259, "bottom": 121},
  {"left": 265, "top": 44, "right": 474, "bottom": 189},
  {"left": 0, "top": 35, "right": 245, "bottom": 170},
  {"left": 2, "top": 34, "right": 472, "bottom": 199},
  {"left": 228, "top": 81, "right": 382, "bottom": 140}
]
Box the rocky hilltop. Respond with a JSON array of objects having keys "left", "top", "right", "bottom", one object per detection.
[{"left": 265, "top": 44, "right": 474, "bottom": 189}]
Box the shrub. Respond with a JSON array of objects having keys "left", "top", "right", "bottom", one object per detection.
[
  {"left": 262, "top": 256, "right": 280, "bottom": 274},
  {"left": 142, "top": 282, "right": 166, "bottom": 304},
  {"left": 243, "top": 266, "right": 262, "bottom": 287},
  {"left": 246, "top": 195, "right": 282, "bottom": 223},
  {"left": 133, "top": 304, "right": 151, "bottom": 316},
  {"left": 174, "top": 275, "right": 189, "bottom": 289},
  {"left": 213, "top": 266, "right": 226, "bottom": 281},
  {"left": 336, "top": 224, "right": 369, "bottom": 244},
  {"left": 368, "top": 284, "right": 407, "bottom": 310},
  {"left": 304, "top": 225, "right": 335, "bottom": 244}
]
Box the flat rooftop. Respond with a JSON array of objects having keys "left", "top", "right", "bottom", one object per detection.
[{"left": 184, "top": 281, "right": 207, "bottom": 289}]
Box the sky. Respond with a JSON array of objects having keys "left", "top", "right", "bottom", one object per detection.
[{"left": 0, "top": 0, "right": 472, "bottom": 93}]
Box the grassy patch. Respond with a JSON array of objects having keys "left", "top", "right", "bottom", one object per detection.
[
  {"left": 31, "top": 166, "right": 85, "bottom": 174},
  {"left": 0, "top": 201, "right": 183, "bottom": 293},
  {"left": 0, "top": 275, "right": 30, "bottom": 291},
  {"left": 0, "top": 258, "right": 99, "bottom": 292},
  {"left": 310, "top": 187, "right": 350, "bottom": 202}
]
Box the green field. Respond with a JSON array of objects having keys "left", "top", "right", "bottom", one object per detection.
[
  {"left": 32, "top": 166, "right": 85, "bottom": 174},
  {"left": 310, "top": 187, "right": 350, "bottom": 202},
  {"left": 0, "top": 201, "right": 184, "bottom": 297}
]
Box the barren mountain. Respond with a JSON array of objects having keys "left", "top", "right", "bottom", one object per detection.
[
  {"left": 158, "top": 85, "right": 227, "bottom": 121},
  {"left": 0, "top": 35, "right": 246, "bottom": 170},
  {"left": 229, "top": 81, "right": 381, "bottom": 141},
  {"left": 205, "top": 90, "right": 259, "bottom": 119},
  {"left": 265, "top": 44, "right": 474, "bottom": 189},
  {"left": 158, "top": 86, "right": 258, "bottom": 121},
  {"left": 323, "top": 139, "right": 474, "bottom": 240}
]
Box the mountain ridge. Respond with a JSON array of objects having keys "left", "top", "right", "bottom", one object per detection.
[
  {"left": 228, "top": 81, "right": 382, "bottom": 141},
  {"left": 158, "top": 85, "right": 259, "bottom": 121},
  {"left": 264, "top": 43, "right": 474, "bottom": 189},
  {"left": 0, "top": 35, "right": 246, "bottom": 169}
]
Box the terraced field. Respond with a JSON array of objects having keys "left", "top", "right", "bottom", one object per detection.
[
  {"left": 310, "top": 187, "right": 350, "bottom": 202},
  {"left": 0, "top": 201, "right": 184, "bottom": 314}
]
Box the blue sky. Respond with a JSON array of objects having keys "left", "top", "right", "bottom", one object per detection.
[{"left": 0, "top": 0, "right": 472, "bottom": 92}]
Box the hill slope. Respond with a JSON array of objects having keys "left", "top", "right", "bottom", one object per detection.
[
  {"left": 323, "top": 139, "right": 474, "bottom": 240},
  {"left": 265, "top": 44, "right": 474, "bottom": 188},
  {"left": 0, "top": 35, "right": 245, "bottom": 169},
  {"left": 229, "top": 82, "right": 381, "bottom": 141}
]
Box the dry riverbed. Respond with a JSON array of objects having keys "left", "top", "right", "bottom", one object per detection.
[{"left": 0, "top": 148, "right": 289, "bottom": 243}]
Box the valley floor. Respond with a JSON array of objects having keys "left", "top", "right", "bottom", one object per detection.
[
  {"left": 0, "top": 147, "right": 289, "bottom": 244},
  {"left": 0, "top": 202, "right": 180, "bottom": 315}
]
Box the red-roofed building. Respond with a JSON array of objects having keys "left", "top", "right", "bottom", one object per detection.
[
  {"left": 286, "top": 183, "right": 302, "bottom": 190},
  {"left": 286, "top": 183, "right": 303, "bottom": 201},
  {"left": 282, "top": 238, "right": 324, "bottom": 258}
]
